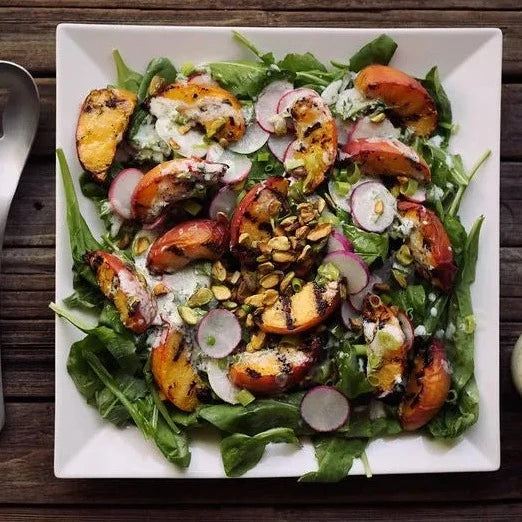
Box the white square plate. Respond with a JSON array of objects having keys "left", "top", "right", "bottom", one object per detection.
[{"left": 55, "top": 25, "right": 502, "bottom": 478}]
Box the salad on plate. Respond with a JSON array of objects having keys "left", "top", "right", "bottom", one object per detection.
[{"left": 53, "top": 32, "right": 489, "bottom": 481}]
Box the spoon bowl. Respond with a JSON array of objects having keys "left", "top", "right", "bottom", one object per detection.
[{"left": 0, "top": 61, "right": 40, "bottom": 430}]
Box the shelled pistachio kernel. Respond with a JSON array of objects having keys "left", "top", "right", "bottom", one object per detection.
[
  {"left": 222, "top": 300, "right": 238, "bottom": 310},
  {"left": 370, "top": 112, "right": 386, "bottom": 123},
  {"left": 267, "top": 236, "right": 291, "bottom": 251},
  {"left": 296, "top": 244, "right": 312, "bottom": 262},
  {"left": 262, "top": 289, "right": 279, "bottom": 306},
  {"left": 295, "top": 225, "right": 310, "bottom": 240},
  {"left": 244, "top": 293, "right": 265, "bottom": 308},
  {"left": 258, "top": 262, "right": 275, "bottom": 274},
  {"left": 187, "top": 287, "right": 213, "bottom": 307},
  {"left": 280, "top": 215, "right": 298, "bottom": 230},
  {"left": 148, "top": 74, "right": 166, "bottom": 96},
  {"left": 307, "top": 222, "right": 332, "bottom": 242},
  {"left": 211, "top": 260, "right": 227, "bottom": 282},
  {"left": 153, "top": 283, "right": 169, "bottom": 296},
  {"left": 132, "top": 236, "right": 150, "bottom": 256},
  {"left": 245, "top": 313, "right": 255, "bottom": 328},
  {"left": 315, "top": 196, "right": 326, "bottom": 214},
  {"left": 259, "top": 272, "right": 281, "bottom": 289},
  {"left": 272, "top": 251, "right": 295, "bottom": 263},
  {"left": 280, "top": 271, "right": 295, "bottom": 292},
  {"left": 228, "top": 270, "right": 241, "bottom": 285},
  {"left": 238, "top": 232, "right": 250, "bottom": 245},
  {"left": 248, "top": 331, "right": 267, "bottom": 352},
  {"left": 178, "top": 306, "right": 198, "bottom": 325},
  {"left": 211, "top": 285, "right": 232, "bottom": 301},
  {"left": 235, "top": 307, "right": 247, "bottom": 320}
]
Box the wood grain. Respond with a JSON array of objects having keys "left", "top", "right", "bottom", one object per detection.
[{"left": 0, "top": 8, "right": 521, "bottom": 76}]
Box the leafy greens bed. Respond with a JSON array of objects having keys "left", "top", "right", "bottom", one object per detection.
[{"left": 54, "top": 31, "right": 488, "bottom": 480}]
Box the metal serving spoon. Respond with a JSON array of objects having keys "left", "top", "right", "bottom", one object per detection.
[{"left": 0, "top": 62, "right": 40, "bottom": 430}]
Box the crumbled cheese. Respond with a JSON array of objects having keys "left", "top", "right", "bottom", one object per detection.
[
  {"left": 389, "top": 216, "right": 415, "bottom": 239},
  {"left": 435, "top": 329, "right": 445, "bottom": 339},
  {"left": 428, "top": 135, "right": 444, "bottom": 147},
  {"left": 428, "top": 292, "right": 436, "bottom": 302},
  {"left": 414, "top": 325, "right": 427, "bottom": 337},
  {"left": 427, "top": 185, "right": 444, "bottom": 202},
  {"left": 131, "top": 113, "right": 171, "bottom": 163},
  {"left": 430, "top": 306, "right": 438, "bottom": 317},
  {"left": 445, "top": 322, "right": 456, "bottom": 340}
]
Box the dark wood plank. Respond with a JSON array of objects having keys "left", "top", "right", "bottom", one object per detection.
[
  {"left": 29, "top": 80, "right": 522, "bottom": 160},
  {"left": 0, "top": 400, "right": 518, "bottom": 505},
  {"left": 0, "top": 8, "right": 521, "bottom": 76},
  {"left": 2, "top": 0, "right": 521, "bottom": 10},
  {"left": 0, "top": 503, "right": 521, "bottom": 522}
]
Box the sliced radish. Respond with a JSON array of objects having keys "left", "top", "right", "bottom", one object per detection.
[
  {"left": 277, "top": 88, "right": 319, "bottom": 115},
  {"left": 350, "top": 181, "right": 397, "bottom": 233},
  {"left": 206, "top": 144, "right": 252, "bottom": 184},
  {"left": 209, "top": 186, "right": 237, "bottom": 220},
  {"left": 323, "top": 251, "right": 369, "bottom": 295},
  {"left": 228, "top": 122, "right": 269, "bottom": 155},
  {"left": 155, "top": 119, "right": 208, "bottom": 158},
  {"left": 300, "top": 386, "right": 350, "bottom": 432},
  {"left": 188, "top": 72, "right": 218, "bottom": 86},
  {"left": 205, "top": 359, "right": 241, "bottom": 404},
  {"left": 404, "top": 186, "right": 427, "bottom": 203},
  {"left": 255, "top": 80, "right": 293, "bottom": 133},
  {"left": 397, "top": 311, "right": 414, "bottom": 350},
  {"left": 327, "top": 178, "right": 351, "bottom": 212},
  {"left": 142, "top": 214, "right": 166, "bottom": 231},
  {"left": 348, "top": 274, "right": 383, "bottom": 312},
  {"left": 341, "top": 301, "right": 359, "bottom": 330},
  {"left": 321, "top": 79, "right": 343, "bottom": 106},
  {"left": 282, "top": 139, "right": 301, "bottom": 167},
  {"left": 327, "top": 230, "right": 353, "bottom": 254},
  {"left": 335, "top": 116, "right": 356, "bottom": 146},
  {"left": 196, "top": 309, "right": 241, "bottom": 358},
  {"left": 268, "top": 133, "right": 295, "bottom": 162},
  {"left": 108, "top": 168, "right": 143, "bottom": 220},
  {"left": 349, "top": 116, "right": 400, "bottom": 142}
]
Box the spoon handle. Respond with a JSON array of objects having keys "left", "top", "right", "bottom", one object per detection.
[{"left": 0, "top": 208, "right": 8, "bottom": 431}]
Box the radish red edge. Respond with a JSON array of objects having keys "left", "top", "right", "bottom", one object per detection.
[
  {"left": 341, "top": 301, "right": 359, "bottom": 330},
  {"left": 209, "top": 186, "right": 237, "bottom": 220},
  {"left": 300, "top": 386, "right": 350, "bottom": 432},
  {"left": 109, "top": 168, "right": 143, "bottom": 220},
  {"left": 323, "top": 250, "right": 369, "bottom": 295}
]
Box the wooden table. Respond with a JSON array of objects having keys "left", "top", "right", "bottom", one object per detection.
[{"left": 0, "top": 2, "right": 520, "bottom": 520}]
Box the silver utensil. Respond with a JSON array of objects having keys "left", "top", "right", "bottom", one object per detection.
[{"left": 0, "top": 62, "right": 40, "bottom": 430}]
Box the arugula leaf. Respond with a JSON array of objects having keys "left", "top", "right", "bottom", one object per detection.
[
  {"left": 335, "top": 341, "right": 373, "bottom": 398},
  {"left": 137, "top": 57, "right": 177, "bottom": 102},
  {"left": 57, "top": 149, "right": 101, "bottom": 265},
  {"left": 342, "top": 224, "right": 389, "bottom": 265},
  {"left": 388, "top": 285, "right": 426, "bottom": 326},
  {"left": 208, "top": 61, "right": 270, "bottom": 99},
  {"left": 199, "top": 393, "right": 310, "bottom": 436},
  {"left": 278, "top": 52, "right": 327, "bottom": 73},
  {"left": 221, "top": 428, "right": 299, "bottom": 477},
  {"left": 421, "top": 66, "right": 452, "bottom": 145},
  {"left": 232, "top": 31, "right": 275, "bottom": 66},
  {"left": 112, "top": 50, "right": 143, "bottom": 93},
  {"left": 349, "top": 34, "right": 397, "bottom": 72},
  {"left": 299, "top": 437, "right": 367, "bottom": 482}
]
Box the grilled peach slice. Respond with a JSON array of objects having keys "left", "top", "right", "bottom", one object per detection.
[
  {"left": 151, "top": 327, "right": 207, "bottom": 412},
  {"left": 354, "top": 64, "right": 438, "bottom": 137},
  {"left": 230, "top": 177, "right": 289, "bottom": 262},
  {"left": 343, "top": 138, "right": 431, "bottom": 182},
  {"left": 76, "top": 88, "right": 137, "bottom": 183},
  {"left": 153, "top": 82, "right": 245, "bottom": 145},
  {"left": 258, "top": 280, "right": 341, "bottom": 335},
  {"left": 362, "top": 294, "right": 410, "bottom": 399},
  {"left": 399, "top": 339, "right": 451, "bottom": 431},
  {"left": 286, "top": 94, "right": 338, "bottom": 193},
  {"left": 398, "top": 201, "right": 457, "bottom": 292},
  {"left": 131, "top": 158, "right": 227, "bottom": 223},
  {"left": 84, "top": 251, "right": 157, "bottom": 334},
  {"left": 228, "top": 333, "right": 326, "bottom": 394},
  {"left": 147, "top": 219, "right": 229, "bottom": 274}
]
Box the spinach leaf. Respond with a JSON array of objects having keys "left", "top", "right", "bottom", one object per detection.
[
  {"left": 79, "top": 171, "right": 107, "bottom": 201},
  {"left": 342, "top": 224, "right": 389, "bottom": 265},
  {"left": 221, "top": 428, "right": 299, "bottom": 477},
  {"left": 337, "top": 405, "right": 402, "bottom": 438},
  {"left": 199, "top": 393, "right": 310, "bottom": 436},
  {"left": 112, "top": 50, "right": 143, "bottom": 93},
  {"left": 63, "top": 272, "right": 104, "bottom": 311},
  {"left": 335, "top": 341, "right": 373, "bottom": 398},
  {"left": 424, "top": 293, "right": 449, "bottom": 336},
  {"left": 299, "top": 436, "right": 367, "bottom": 482},
  {"left": 278, "top": 52, "right": 327, "bottom": 73},
  {"left": 428, "top": 216, "right": 483, "bottom": 438},
  {"left": 232, "top": 31, "right": 275, "bottom": 66},
  {"left": 443, "top": 214, "right": 467, "bottom": 266},
  {"left": 137, "top": 57, "right": 177, "bottom": 102},
  {"left": 349, "top": 34, "right": 397, "bottom": 72},
  {"left": 388, "top": 285, "right": 426, "bottom": 325},
  {"left": 208, "top": 61, "right": 269, "bottom": 99},
  {"left": 421, "top": 66, "right": 452, "bottom": 145},
  {"left": 153, "top": 415, "right": 191, "bottom": 468},
  {"left": 57, "top": 149, "right": 101, "bottom": 266}
]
